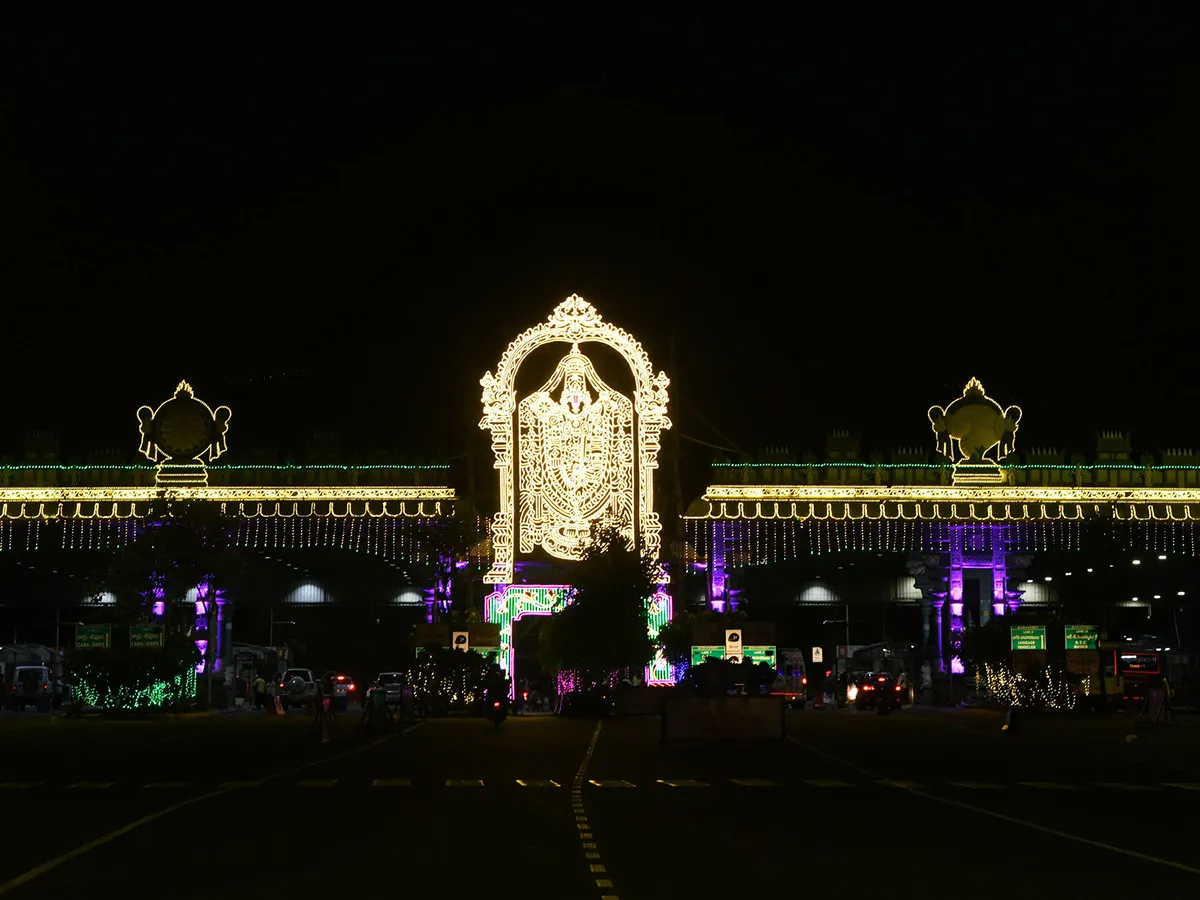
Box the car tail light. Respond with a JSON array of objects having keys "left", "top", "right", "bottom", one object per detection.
[
  {"left": 348, "top": 683, "right": 356, "bottom": 691},
  {"left": 894, "top": 685, "right": 902, "bottom": 691},
  {"left": 801, "top": 677, "right": 807, "bottom": 685},
  {"left": 337, "top": 675, "right": 346, "bottom": 682},
  {"left": 493, "top": 701, "right": 501, "bottom": 708},
  {"left": 863, "top": 684, "right": 874, "bottom": 691},
  {"left": 877, "top": 676, "right": 887, "bottom": 682}
]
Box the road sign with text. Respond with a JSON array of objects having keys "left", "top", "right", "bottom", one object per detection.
[
  {"left": 1010, "top": 626, "right": 1046, "bottom": 651},
  {"left": 75, "top": 624, "right": 111, "bottom": 649},
  {"left": 130, "top": 624, "right": 164, "bottom": 648},
  {"left": 1064, "top": 625, "right": 1098, "bottom": 650}
]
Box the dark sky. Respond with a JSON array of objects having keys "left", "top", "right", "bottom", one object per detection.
[{"left": 1, "top": 7, "right": 1190, "bottom": 463}]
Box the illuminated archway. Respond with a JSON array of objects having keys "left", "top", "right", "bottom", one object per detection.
[{"left": 479, "top": 295, "right": 671, "bottom": 584}]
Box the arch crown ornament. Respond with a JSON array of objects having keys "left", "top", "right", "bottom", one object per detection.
[{"left": 480, "top": 295, "right": 671, "bottom": 583}]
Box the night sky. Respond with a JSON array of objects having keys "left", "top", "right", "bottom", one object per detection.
[{"left": 1, "top": 8, "right": 1189, "bottom": 466}]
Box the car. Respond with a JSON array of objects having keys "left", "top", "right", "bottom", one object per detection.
[
  {"left": 370, "top": 672, "right": 407, "bottom": 707},
  {"left": 853, "top": 671, "right": 903, "bottom": 711},
  {"left": 7, "top": 665, "right": 53, "bottom": 712},
  {"left": 277, "top": 668, "right": 317, "bottom": 709}
]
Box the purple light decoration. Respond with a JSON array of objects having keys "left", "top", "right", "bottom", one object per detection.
[
  {"left": 711, "top": 599, "right": 726, "bottom": 614},
  {"left": 950, "top": 657, "right": 966, "bottom": 674},
  {"left": 152, "top": 601, "right": 166, "bottom": 617},
  {"left": 194, "top": 639, "right": 208, "bottom": 674},
  {"left": 993, "top": 602, "right": 1007, "bottom": 617},
  {"left": 950, "top": 602, "right": 964, "bottom": 617}
]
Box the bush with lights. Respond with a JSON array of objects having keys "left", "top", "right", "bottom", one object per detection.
[
  {"left": 405, "top": 646, "right": 501, "bottom": 714},
  {"left": 69, "top": 633, "right": 199, "bottom": 711},
  {"left": 676, "top": 657, "right": 778, "bottom": 697}
]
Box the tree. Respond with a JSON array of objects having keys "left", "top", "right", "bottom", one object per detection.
[
  {"left": 539, "top": 524, "right": 658, "bottom": 690},
  {"left": 90, "top": 500, "right": 245, "bottom": 708},
  {"left": 414, "top": 510, "right": 490, "bottom": 620}
]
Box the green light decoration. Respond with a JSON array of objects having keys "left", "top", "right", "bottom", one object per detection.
[
  {"left": 485, "top": 585, "right": 674, "bottom": 686},
  {"left": 72, "top": 666, "right": 197, "bottom": 710}
]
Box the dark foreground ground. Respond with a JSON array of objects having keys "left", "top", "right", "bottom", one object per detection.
[{"left": 1, "top": 705, "right": 1197, "bottom": 898}]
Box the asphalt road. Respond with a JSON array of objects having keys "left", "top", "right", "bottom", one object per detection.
[{"left": 1, "top": 706, "right": 1197, "bottom": 899}]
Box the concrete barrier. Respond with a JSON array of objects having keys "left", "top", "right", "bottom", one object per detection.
[
  {"left": 614, "top": 687, "right": 671, "bottom": 716},
  {"left": 661, "top": 695, "right": 786, "bottom": 747}
]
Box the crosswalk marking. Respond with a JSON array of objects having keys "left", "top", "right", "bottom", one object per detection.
[
  {"left": 1018, "top": 782, "right": 1079, "bottom": 790},
  {"left": 516, "top": 779, "right": 560, "bottom": 787},
  {"left": 372, "top": 779, "right": 411, "bottom": 788},
  {"left": 446, "top": 779, "right": 484, "bottom": 787},
  {"left": 219, "top": 781, "right": 262, "bottom": 789},
  {"left": 1092, "top": 782, "right": 1159, "bottom": 791},
  {"left": 0, "top": 782, "right": 41, "bottom": 790},
  {"left": 949, "top": 781, "right": 1002, "bottom": 790},
  {"left": 588, "top": 779, "right": 635, "bottom": 788},
  {"left": 805, "top": 779, "right": 852, "bottom": 788},
  {"left": 144, "top": 781, "right": 191, "bottom": 789},
  {"left": 731, "top": 778, "right": 782, "bottom": 788},
  {"left": 1162, "top": 782, "right": 1200, "bottom": 791},
  {"left": 297, "top": 779, "right": 339, "bottom": 788},
  {"left": 657, "top": 779, "right": 708, "bottom": 788},
  {"left": 68, "top": 781, "right": 116, "bottom": 790}
]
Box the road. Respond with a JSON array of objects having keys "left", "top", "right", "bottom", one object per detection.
[{"left": 1, "top": 706, "right": 1198, "bottom": 898}]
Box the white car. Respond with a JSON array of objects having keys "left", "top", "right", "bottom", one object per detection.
[{"left": 277, "top": 668, "right": 317, "bottom": 709}]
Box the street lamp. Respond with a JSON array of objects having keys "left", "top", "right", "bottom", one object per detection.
[{"left": 268, "top": 609, "right": 295, "bottom": 647}]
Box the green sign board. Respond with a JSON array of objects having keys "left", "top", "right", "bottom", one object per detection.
[
  {"left": 75, "top": 624, "right": 111, "bottom": 650},
  {"left": 691, "top": 645, "right": 724, "bottom": 666},
  {"left": 1064, "top": 625, "right": 1098, "bottom": 651},
  {"left": 690, "top": 645, "right": 776, "bottom": 667},
  {"left": 130, "top": 624, "right": 164, "bottom": 649},
  {"left": 743, "top": 646, "right": 777, "bottom": 668},
  {"left": 1010, "top": 625, "right": 1047, "bottom": 651}
]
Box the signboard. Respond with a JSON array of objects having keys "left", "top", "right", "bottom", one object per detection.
[
  {"left": 725, "top": 629, "right": 743, "bottom": 665},
  {"left": 1064, "top": 625, "right": 1098, "bottom": 651},
  {"left": 451, "top": 631, "right": 469, "bottom": 652},
  {"left": 129, "top": 624, "right": 164, "bottom": 648},
  {"left": 742, "top": 646, "right": 776, "bottom": 668},
  {"left": 75, "top": 624, "right": 111, "bottom": 649},
  {"left": 690, "top": 645, "right": 776, "bottom": 667},
  {"left": 1010, "top": 625, "right": 1046, "bottom": 651},
  {"left": 812, "top": 646, "right": 824, "bottom": 663},
  {"left": 691, "top": 645, "right": 724, "bottom": 666}
]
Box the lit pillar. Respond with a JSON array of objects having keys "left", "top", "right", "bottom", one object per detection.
[
  {"left": 709, "top": 521, "right": 728, "bottom": 613},
  {"left": 948, "top": 526, "right": 965, "bottom": 674},
  {"left": 931, "top": 599, "right": 945, "bottom": 672},
  {"left": 217, "top": 597, "right": 232, "bottom": 679},
  {"left": 991, "top": 532, "right": 1008, "bottom": 618},
  {"left": 921, "top": 599, "right": 932, "bottom": 647}
]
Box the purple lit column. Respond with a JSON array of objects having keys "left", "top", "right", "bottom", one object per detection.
[
  {"left": 948, "top": 526, "right": 965, "bottom": 674},
  {"left": 991, "top": 534, "right": 1008, "bottom": 617},
  {"left": 930, "top": 599, "right": 945, "bottom": 672},
  {"left": 708, "top": 521, "right": 728, "bottom": 613}
]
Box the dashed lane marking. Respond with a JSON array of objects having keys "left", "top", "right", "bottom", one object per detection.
[
  {"left": 1163, "top": 782, "right": 1200, "bottom": 791},
  {"left": 804, "top": 779, "right": 853, "bottom": 788},
  {"left": 0, "top": 721, "right": 425, "bottom": 897},
  {"left": 446, "top": 779, "right": 484, "bottom": 788},
  {"left": 517, "top": 779, "right": 561, "bottom": 787},
  {"left": 371, "top": 778, "right": 411, "bottom": 788},
  {"left": 588, "top": 779, "right": 634, "bottom": 788},
  {"left": 788, "top": 734, "right": 1200, "bottom": 878},
  {"left": 730, "top": 778, "right": 782, "bottom": 788},
  {"left": 1017, "top": 782, "right": 1080, "bottom": 790},
  {"left": 657, "top": 779, "right": 708, "bottom": 788},
  {"left": 1092, "top": 782, "right": 1160, "bottom": 791},
  {"left": 297, "top": 779, "right": 339, "bottom": 788},
  {"left": 0, "top": 782, "right": 41, "bottom": 790}
]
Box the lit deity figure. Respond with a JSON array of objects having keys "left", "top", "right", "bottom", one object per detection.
[{"left": 518, "top": 345, "right": 635, "bottom": 560}]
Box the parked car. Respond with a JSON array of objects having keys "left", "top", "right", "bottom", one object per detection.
[{"left": 278, "top": 668, "right": 317, "bottom": 709}]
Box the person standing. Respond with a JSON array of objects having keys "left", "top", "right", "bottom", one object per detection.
[{"left": 253, "top": 674, "right": 267, "bottom": 710}]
